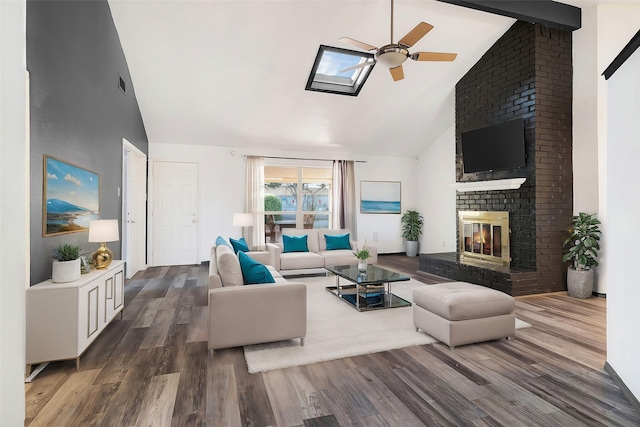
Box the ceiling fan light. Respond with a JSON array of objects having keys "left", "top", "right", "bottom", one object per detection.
[
  {"left": 376, "top": 52, "right": 406, "bottom": 68},
  {"left": 376, "top": 45, "right": 409, "bottom": 68}
]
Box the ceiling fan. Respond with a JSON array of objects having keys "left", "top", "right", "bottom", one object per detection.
[{"left": 339, "top": 0, "right": 457, "bottom": 82}]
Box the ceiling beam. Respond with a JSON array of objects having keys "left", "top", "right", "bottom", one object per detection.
[
  {"left": 437, "top": 1, "right": 581, "bottom": 31},
  {"left": 603, "top": 30, "right": 640, "bottom": 80}
]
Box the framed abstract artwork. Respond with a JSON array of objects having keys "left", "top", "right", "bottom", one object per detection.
[
  {"left": 43, "top": 155, "right": 99, "bottom": 236},
  {"left": 360, "top": 181, "right": 401, "bottom": 214}
]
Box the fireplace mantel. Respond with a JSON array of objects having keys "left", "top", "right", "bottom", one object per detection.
[{"left": 450, "top": 178, "right": 526, "bottom": 193}]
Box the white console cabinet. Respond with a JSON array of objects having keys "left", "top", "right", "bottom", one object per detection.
[{"left": 26, "top": 260, "right": 125, "bottom": 370}]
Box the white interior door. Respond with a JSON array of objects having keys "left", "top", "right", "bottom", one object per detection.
[
  {"left": 122, "top": 139, "right": 147, "bottom": 278},
  {"left": 151, "top": 161, "right": 199, "bottom": 266}
]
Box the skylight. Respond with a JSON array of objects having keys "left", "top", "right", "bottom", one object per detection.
[{"left": 305, "top": 45, "right": 375, "bottom": 96}]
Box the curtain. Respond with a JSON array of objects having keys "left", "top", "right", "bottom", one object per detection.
[
  {"left": 332, "top": 160, "right": 356, "bottom": 239},
  {"left": 244, "top": 156, "right": 265, "bottom": 250}
]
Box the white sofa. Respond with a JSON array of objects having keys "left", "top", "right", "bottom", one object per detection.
[
  {"left": 208, "top": 245, "right": 307, "bottom": 351},
  {"left": 266, "top": 229, "right": 378, "bottom": 276}
]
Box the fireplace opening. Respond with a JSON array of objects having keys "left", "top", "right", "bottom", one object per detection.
[{"left": 459, "top": 211, "right": 509, "bottom": 266}]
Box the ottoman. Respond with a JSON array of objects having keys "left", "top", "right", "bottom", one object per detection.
[{"left": 413, "top": 282, "right": 515, "bottom": 349}]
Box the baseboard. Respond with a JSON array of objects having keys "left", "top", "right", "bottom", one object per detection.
[
  {"left": 604, "top": 361, "right": 640, "bottom": 414},
  {"left": 379, "top": 252, "right": 414, "bottom": 256},
  {"left": 593, "top": 291, "right": 606, "bottom": 298}
]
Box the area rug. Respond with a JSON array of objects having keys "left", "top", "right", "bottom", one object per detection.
[{"left": 244, "top": 276, "right": 531, "bottom": 373}]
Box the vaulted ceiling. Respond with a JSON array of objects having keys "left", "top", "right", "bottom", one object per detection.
[{"left": 108, "top": 1, "right": 519, "bottom": 157}]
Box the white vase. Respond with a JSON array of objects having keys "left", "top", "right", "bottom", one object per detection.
[
  {"left": 358, "top": 258, "right": 367, "bottom": 272},
  {"left": 52, "top": 258, "right": 81, "bottom": 283}
]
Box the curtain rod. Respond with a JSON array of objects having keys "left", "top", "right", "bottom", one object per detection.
[{"left": 245, "top": 155, "right": 366, "bottom": 163}]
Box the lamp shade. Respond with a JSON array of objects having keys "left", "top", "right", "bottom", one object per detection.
[
  {"left": 88, "top": 219, "right": 119, "bottom": 242},
  {"left": 233, "top": 213, "right": 254, "bottom": 227}
]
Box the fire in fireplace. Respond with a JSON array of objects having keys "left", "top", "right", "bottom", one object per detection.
[{"left": 458, "top": 211, "right": 510, "bottom": 266}]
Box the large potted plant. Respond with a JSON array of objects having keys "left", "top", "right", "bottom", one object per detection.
[
  {"left": 562, "top": 212, "right": 601, "bottom": 298},
  {"left": 401, "top": 209, "right": 424, "bottom": 257},
  {"left": 52, "top": 243, "right": 82, "bottom": 283}
]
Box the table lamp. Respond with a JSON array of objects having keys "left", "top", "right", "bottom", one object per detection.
[
  {"left": 233, "top": 213, "right": 254, "bottom": 248},
  {"left": 88, "top": 219, "right": 119, "bottom": 269},
  {"left": 233, "top": 213, "right": 254, "bottom": 228}
]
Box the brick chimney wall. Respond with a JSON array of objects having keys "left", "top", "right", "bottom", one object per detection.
[{"left": 453, "top": 21, "right": 573, "bottom": 295}]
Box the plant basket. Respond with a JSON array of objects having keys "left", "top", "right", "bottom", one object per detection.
[
  {"left": 405, "top": 240, "right": 419, "bottom": 257},
  {"left": 567, "top": 267, "right": 593, "bottom": 299}
]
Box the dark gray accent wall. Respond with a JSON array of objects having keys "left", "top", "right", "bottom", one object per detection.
[{"left": 27, "top": 0, "right": 148, "bottom": 285}]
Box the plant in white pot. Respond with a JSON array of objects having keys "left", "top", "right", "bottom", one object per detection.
[
  {"left": 353, "top": 244, "right": 371, "bottom": 272},
  {"left": 401, "top": 209, "right": 424, "bottom": 257},
  {"left": 562, "top": 212, "right": 601, "bottom": 298},
  {"left": 52, "top": 243, "right": 82, "bottom": 283}
]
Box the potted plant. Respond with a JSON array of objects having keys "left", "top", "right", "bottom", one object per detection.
[
  {"left": 401, "top": 209, "right": 424, "bottom": 257},
  {"left": 562, "top": 212, "right": 601, "bottom": 298},
  {"left": 353, "top": 245, "right": 371, "bottom": 272},
  {"left": 52, "top": 243, "right": 82, "bottom": 283}
]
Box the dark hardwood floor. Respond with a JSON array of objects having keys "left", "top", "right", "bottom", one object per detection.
[{"left": 24, "top": 255, "right": 640, "bottom": 426}]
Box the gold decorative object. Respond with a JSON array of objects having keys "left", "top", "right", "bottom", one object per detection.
[
  {"left": 88, "top": 219, "right": 119, "bottom": 269},
  {"left": 92, "top": 243, "right": 114, "bottom": 269}
]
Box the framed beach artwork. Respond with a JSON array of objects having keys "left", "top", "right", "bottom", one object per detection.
[
  {"left": 43, "top": 155, "right": 99, "bottom": 236},
  {"left": 360, "top": 181, "right": 401, "bottom": 214}
]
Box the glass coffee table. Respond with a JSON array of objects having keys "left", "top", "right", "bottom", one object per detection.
[{"left": 325, "top": 264, "right": 412, "bottom": 312}]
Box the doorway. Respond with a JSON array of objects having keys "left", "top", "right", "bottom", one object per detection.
[{"left": 122, "top": 139, "right": 147, "bottom": 278}]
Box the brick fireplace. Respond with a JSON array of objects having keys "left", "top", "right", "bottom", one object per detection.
[{"left": 419, "top": 21, "right": 573, "bottom": 297}]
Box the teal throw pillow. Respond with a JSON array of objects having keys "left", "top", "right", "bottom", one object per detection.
[
  {"left": 229, "top": 237, "right": 250, "bottom": 254},
  {"left": 325, "top": 233, "right": 351, "bottom": 250},
  {"left": 215, "top": 236, "right": 231, "bottom": 248},
  {"left": 238, "top": 251, "right": 275, "bottom": 285},
  {"left": 282, "top": 234, "right": 309, "bottom": 253}
]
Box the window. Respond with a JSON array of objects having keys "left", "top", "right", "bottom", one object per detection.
[
  {"left": 305, "top": 45, "right": 375, "bottom": 96},
  {"left": 264, "top": 165, "right": 332, "bottom": 242}
]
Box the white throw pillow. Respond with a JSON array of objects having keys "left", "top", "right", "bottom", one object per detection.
[{"left": 216, "top": 245, "right": 244, "bottom": 286}]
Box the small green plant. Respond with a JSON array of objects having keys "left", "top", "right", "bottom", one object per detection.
[
  {"left": 353, "top": 244, "right": 371, "bottom": 260},
  {"left": 562, "top": 212, "right": 601, "bottom": 270},
  {"left": 401, "top": 209, "right": 424, "bottom": 241},
  {"left": 52, "top": 243, "right": 82, "bottom": 261}
]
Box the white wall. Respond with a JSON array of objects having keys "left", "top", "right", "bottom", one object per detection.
[
  {"left": 149, "top": 144, "right": 247, "bottom": 263},
  {"left": 572, "top": 3, "right": 640, "bottom": 294},
  {"left": 606, "top": 45, "right": 640, "bottom": 404},
  {"left": 0, "top": 0, "right": 28, "bottom": 425},
  {"left": 417, "top": 122, "right": 457, "bottom": 253},
  {"left": 572, "top": 6, "right": 599, "bottom": 215},
  {"left": 149, "top": 144, "right": 419, "bottom": 261},
  {"left": 355, "top": 156, "right": 418, "bottom": 253}
]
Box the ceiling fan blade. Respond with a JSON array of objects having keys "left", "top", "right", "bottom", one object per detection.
[
  {"left": 389, "top": 65, "right": 404, "bottom": 82},
  {"left": 398, "top": 22, "right": 433, "bottom": 48},
  {"left": 338, "top": 61, "right": 375, "bottom": 74},
  {"left": 338, "top": 37, "right": 378, "bottom": 52},
  {"left": 411, "top": 52, "right": 458, "bottom": 62}
]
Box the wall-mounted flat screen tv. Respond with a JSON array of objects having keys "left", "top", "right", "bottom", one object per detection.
[{"left": 461, "top": 118, "right": 526, "bottom": 173}]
